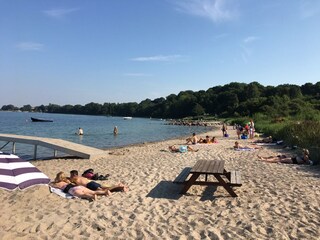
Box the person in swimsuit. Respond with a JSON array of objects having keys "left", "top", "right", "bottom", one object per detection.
[
  {"left": 258, "top": 149, "right": 313, "bottom": 165},
  {"left": 70, "top": 170, "right": 128, "bottom": 193},
  {"left": 234, "top": 141, "right": 262, "bottom": 150},
  {"left": 186, "top": 133, "right": 198, "bottom": 145},
  {"left": 198, "top": 135, "right": 211, "bottom": 144},
  {"left": 50, "top": 172, "right": 109, "bottom": 200},
  {"left": 222, "top": 123, "right": 228, "bottom": 136},
  {"left": 77, "top": 127, "right": 84, "bottom": 135},
  {"left": 169, "top": 145, "right": 198, "bottom": 153}
]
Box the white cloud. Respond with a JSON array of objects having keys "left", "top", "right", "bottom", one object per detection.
[
  {"left": 243, "top": 36, "right": 259, "bottom": 43},
  {"left": 124, "top": 73, "right": 153, "bottom": 77},
  {"left": 173, "top": 0, "right": 239, "bottom": 23},
  {"left": 300, "top": 0, "right": 320, "bottom": 19},
  {"left": 240, "top": 44, "right": 251, "bottom": 64},
  {"left": 16, "top": 42, "right": 44, "bottom": 51},
  {"left": 43, "top": 8, "right": 79, "bottom": 18},
  {"left": 130, "top": 55, "right": 184, "bottom": 62}
]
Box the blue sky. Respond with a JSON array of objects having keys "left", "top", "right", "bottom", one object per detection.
[{"left": 1, "top": 0, "right": 320, "bottom": 107}]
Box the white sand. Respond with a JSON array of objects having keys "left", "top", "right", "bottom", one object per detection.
[{"left": 0, "top": 128, "right": 319, "bottom": 240}]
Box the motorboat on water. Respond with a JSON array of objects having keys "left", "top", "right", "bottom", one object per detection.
[
  {"left": 123, "top": 117, "right": 132, "bottom": 120},
  {"left": 31, "top": 117, "right": 53, "bottom": 122}
]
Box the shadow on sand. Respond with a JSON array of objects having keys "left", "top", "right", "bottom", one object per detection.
[{"left": 146, "top": 181, "right": 229, "bottom": 201}]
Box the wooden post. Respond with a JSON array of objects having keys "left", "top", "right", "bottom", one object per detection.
[
  {"left": 12, "top": 142, "right": 16, "bottom": 154},
  {"left": 34, "top": 145, "right": 37, "bottom": 160}
]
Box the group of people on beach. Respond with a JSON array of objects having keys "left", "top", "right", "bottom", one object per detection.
[
  {"left": 168, "top": 132, "right": 219, "bottom": 153},
  {"left": 174, "top": 123, "right": 314, "bottom": 165},
  {"left": 234, "top": 119, "right": 255, "bottom": 139},
  {"left": 50, "top": 170, "right": 128, "bottom": 201},
  {"left": 185, "top": 133, "right": 218, "bottom": 145}
]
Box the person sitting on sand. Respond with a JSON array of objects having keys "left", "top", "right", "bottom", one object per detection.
[
  {"left": 169, "top": 145, "right": 198, "bottom": 153},
  {"left": 198, "top": 135, "right": 211, "bottom": 144},
  {"left": 258, "top": 149, "right": 313, "bottom": 165},
  {"left": 70, "top": 170, "right": 128, "bottom": 193},
  {"left": 50, "top": 172, "right": 110, "bottom": 200},
  {"left": 234, "top": 141, "right": 262, "bottom": 150},
  {"left": 186, "top": 133, "right": 198, "bottom": 145}
]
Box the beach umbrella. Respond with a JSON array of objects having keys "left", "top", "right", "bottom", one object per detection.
[{"left": 0, "top": 153, "right": 50, "bottom": 191}]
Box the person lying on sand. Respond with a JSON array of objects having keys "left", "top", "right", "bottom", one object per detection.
[
  {"left": 169, "top": 145, "right": 199, "bottom": 153},
  {"left": 234, "top": 141, "right": 262, "bottom": 150},
  {"left": 50, "top": 172, "right": 110, "bottom": 200},
  {"left": 258, "top": 149, "right": 313, "bottom": 165},
  {"left": 70, "top": 170, "right": 128, "bottom": 193},
  {"left": 253, "top": 136, "right": 273, "bottom": 143},
  {"left": 198, "top": 136, "right": 218, "bottom": 144},
  {"left": 198, "top": 135, "right": 211, "bottom": 144}
]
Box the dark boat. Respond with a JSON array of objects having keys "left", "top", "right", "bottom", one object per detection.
[{"left": 31, "top": 117, "right": 53, "bottom": 122}]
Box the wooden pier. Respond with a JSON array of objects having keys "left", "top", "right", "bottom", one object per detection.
[{"left": 0, "top": 134, "right": 106, "bottom": 160}]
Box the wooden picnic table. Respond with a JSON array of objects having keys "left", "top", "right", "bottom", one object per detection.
[{"left": 177, "top": 160, "right": 242, "bottom": 197}]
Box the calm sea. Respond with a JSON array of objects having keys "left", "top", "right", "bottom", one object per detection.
[{"left": 0, "top": 111, "right": 210, "bottom": 159}]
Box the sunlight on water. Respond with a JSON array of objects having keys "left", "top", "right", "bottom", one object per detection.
[{"left": 0, "top": 112, "right": 210, "bottom": 159}]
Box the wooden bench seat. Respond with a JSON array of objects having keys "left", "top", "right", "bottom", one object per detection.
[
  {"left": 226, "top": 171, "right": 242, "bottom": 186},
  {"left": 173, "top": 167, "right": 191, "bottom": 184}
]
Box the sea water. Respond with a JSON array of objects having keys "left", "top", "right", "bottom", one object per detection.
[{"left": 0, "top": 111, "right": 210, "bottom": 159}]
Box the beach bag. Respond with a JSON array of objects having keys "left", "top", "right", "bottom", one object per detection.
[
  {"left": 82, "top": 169, "right": 96, "bottom": 179},
  {"left": 224, "top": 134, "right": 229, "bottom": 137},
  {"left": 241, "top": 135, "right": 248, "bottom": 139}
]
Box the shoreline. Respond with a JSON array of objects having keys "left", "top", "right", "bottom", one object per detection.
[{"left": 1, "top": 127, "right": 319, "bottom": 239}]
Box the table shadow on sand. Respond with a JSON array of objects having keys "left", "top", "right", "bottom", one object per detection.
[{"left": 146, "top": 181, "right": 222, "bottom": 201}]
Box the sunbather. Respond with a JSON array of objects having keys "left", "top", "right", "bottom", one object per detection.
[
  {"left": 198, "top": 135, "right": 211, "bottom": 144},
  {"left": 169, "top": 145, "right": 198, "bottom": 153},
  {"left": 70, "top": 170, "right": 128, "bottom": 193},
  {"left": 234, "top": 141, "right": 262, "bottom": 150},
  {"left": 253, "top": 136, "right": 273, "bottom": 143},
  {"left": 186, "top": 133, "right": 198, "bottom": 144},
  {"left": 258, "top": 149, "right": 312, "bottom": 165},
  {"left": 50, "top": 172, "right": 110, "bottom": 200}
]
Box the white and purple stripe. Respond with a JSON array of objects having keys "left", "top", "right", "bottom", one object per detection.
[{"left": 0, "top": 153, "right": 50, "bottom": 190}]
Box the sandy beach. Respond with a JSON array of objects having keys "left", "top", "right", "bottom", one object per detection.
[{"left": 0, "top": 127, "right": 319, "bottom": 240}]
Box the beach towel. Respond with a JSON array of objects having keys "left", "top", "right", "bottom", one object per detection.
[
  {"left": 49, "top": 186, "right": 76, "bottom": 199},
  {"left": 255, "top": 143, "right": 277, "bottom": 146},
  {"left": 234, "top": 148, "right": 255, "bottom": 151}
]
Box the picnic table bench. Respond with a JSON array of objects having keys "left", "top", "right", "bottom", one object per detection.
[{"left": 174, "top": 160, "right": 242, "bottom": 197}]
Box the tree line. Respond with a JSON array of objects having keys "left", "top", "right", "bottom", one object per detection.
[{"left": 2, "top": 82, "right": 320, "bottom": 120}]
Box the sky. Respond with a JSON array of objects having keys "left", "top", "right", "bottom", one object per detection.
[{"left": 1, "top": 0, "right": 320, "bottom": 107}]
